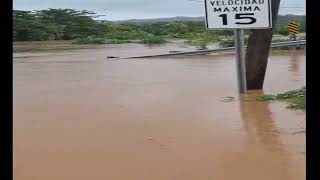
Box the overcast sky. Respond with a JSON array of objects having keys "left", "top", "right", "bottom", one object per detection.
[{"left": 13, "top": 0, "right": 306, "bottom": 21}]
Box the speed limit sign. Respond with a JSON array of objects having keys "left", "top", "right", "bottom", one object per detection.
[
  {"left": 204, "top": 0, "right": 272, "bottom": 29},
  {"left": 203, "top": 0, "right": 272, "bottom": 93}
]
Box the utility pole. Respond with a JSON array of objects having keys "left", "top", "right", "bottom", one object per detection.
[{"left": 244, "top": 0, "right": 281, "bottom": 90}]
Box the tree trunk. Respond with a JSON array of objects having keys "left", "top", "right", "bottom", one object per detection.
[{"left": 245, "top": 0, "right": 281, "bottom": 89}]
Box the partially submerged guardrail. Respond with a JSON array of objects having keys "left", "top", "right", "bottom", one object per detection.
[{"left": 118, "top": 40, "right": 305, "bottom": 59}]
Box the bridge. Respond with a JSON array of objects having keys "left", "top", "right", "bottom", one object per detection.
[{"left": 117, "top": 40, "right": 305, "bottom": 59}]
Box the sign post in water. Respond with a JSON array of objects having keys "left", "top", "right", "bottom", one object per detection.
[{"left": 204, "top": 0, "right": 272, "bottom": 93}]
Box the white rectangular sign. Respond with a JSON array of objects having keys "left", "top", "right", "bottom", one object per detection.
[{"left": 205, "top": 0, "right": 272, "bottom": 29}]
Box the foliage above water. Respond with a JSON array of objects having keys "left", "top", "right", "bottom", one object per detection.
[
  {"left": 72, "top": 36, "right": 106, "bottom": 44},
  {"left": 13, "top": 8, "right": 305, "bottom": 46},
  {"left": 13, "top": 9, "right": 106, "bottom": 41},
  {"left": 185, "top": 31, "right": 220, "bottom": 49},
  {"left": 257, "top": 87, "right": 306, "bottom": 110},
  {"left": 140, "top": 34, "right": 166, "bottom": 45}
]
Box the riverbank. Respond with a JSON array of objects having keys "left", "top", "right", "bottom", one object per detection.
[{"left": 13, "top": 39, "right": 221, "bottom": 53}]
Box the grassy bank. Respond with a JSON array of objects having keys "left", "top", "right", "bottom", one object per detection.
[{"left": 257, "top": 87, "right": 306, "bottom": 110}]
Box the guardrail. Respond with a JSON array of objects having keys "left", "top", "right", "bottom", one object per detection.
[{"left": 122, "top": 40, "right": 305, "bottom": 59}]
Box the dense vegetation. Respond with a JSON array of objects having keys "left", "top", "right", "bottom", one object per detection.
[
  {"left": 13, "top": 9, "right": 305, "bottom": 47},
  {"left": 13, "top": 9, "right": 106, "bottom": 41},
  {"left": 257, "top": 87, "right": 306, "bottom": 110}
]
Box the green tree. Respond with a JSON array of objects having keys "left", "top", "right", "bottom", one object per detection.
[
  {"left": 164, "top": 22, "right": 189, "bottom": 37},
  {"left": 278, "top": 26, "right": 289, "bottom": 36},
  {"left": 13, "top": 9, "right": 108, "bottom": 41},
  {"left": 13, "top": 10, "right": 63, "bottom": 41},
  {"left": 35, "top": 9, "right": 107, "bottom": 39}
]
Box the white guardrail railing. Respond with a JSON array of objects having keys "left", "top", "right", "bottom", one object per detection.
[{"left": 122, "top": 40, "right": 306, "bottom": 59}]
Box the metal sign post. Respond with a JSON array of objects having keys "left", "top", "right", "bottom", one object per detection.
[{"left": 234, "top": 29, "right": 247, "bottom": 93}]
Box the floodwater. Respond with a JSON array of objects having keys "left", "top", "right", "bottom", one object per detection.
[{"left": 14, "top": 43, "right": 305, "bottom": 180}]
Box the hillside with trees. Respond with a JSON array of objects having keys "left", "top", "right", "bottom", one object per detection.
[{"left": 13, "top": 9, "right": 305, "bottom": 47}]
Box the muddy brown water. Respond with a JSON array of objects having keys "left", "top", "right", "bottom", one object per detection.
[{"left": 14, "top": 43, "right": 305, "bottom": 180}]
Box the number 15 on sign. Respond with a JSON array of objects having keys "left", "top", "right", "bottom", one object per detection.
[{"left": 204, "top": 0, "right": 272, "bottom": 29}]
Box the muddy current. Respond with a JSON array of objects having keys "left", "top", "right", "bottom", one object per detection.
[{"left": 14, "top": 43, "right": 305, "bottom": 180}]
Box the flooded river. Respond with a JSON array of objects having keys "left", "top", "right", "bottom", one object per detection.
[{"left": 14, "top": 43, "right": 305, "bottom": 180}]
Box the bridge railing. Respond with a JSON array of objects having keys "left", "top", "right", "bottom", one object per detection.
[{"left": 121, "top": 40, "right": 306, "bottom": 59}]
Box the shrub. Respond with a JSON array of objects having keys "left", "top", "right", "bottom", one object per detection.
[
  {"left": 257, "top": 86, "right": 305, "bottom": 110},
  {"left": 276, "top": 25, "right": 289, "bottom": 36},
  {"left": 140, "top": 34, "right": 166, "bottom": 44},
  {"left": 217, "top": 38, "right": 248, "bottom": 48},
  {"left": 186, "top": 32, "right": 219, "bottom": 49},
  {"left": 218, "top": 39, "right": 234, "bottom": 48},
  {"left": 105, "top": 39, "right": 134, "bottom": 44},
  {"left": 72, "top": 36, "right": 106, "bottom": 44}
]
